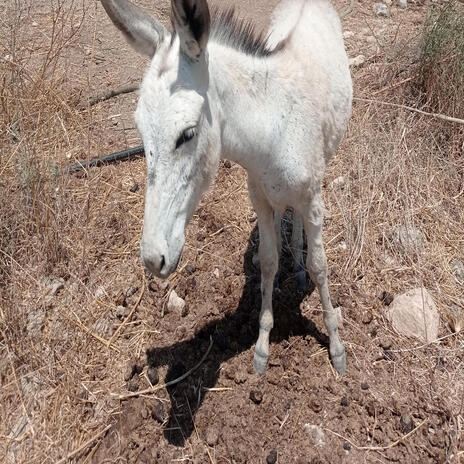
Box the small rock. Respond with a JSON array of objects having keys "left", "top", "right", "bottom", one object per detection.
[
  {"left": 147, "top": 366, "right": 159, "bottom": 385},
  {"left": 387, "top": 287, "right": 439, "bottom": 343},
  {"left": 213, "top": 268, "right": 220, "bottom": 279},
  {"left": 451, "top": 259, "right": 464, "bottom": 283},
  {"left": 32, "top": 21, "right": 38, "bottom": 27},
  {"left": 331, "top": 176, "right": 346, "bottom": 189},
  {"left": 127, "top": 378, "right": 139, "bottom": 392},
  {"left": 46, "top": 277, "right": 65, "bottom": 296},
  {"left": 362, "top": 311, "right": 373, "bottom": 324},
  {"left": 379, "top": 290, "right": 394, "bottom": 306},
  {"left": 266, "top": 450, "right": 278, "bottom": 464},
  {"left": 343, "top": 442, "right": 351, "bottom": 451},
  {"left": 379, "top": 337, "right": 392, "bottom": 350},
  {"left": 234, "top": 368, "right": 247, "bottom": 384},
  {"left": 223, "top": 160, "right": 232, "bottom": 169},
  {"left": 205, "top": 426, "right": 219, "bottom": 446},
  {"left": 349, "top": 55, "right": 366, "bottom": 67},
  {"left": 129, "top": 183, "right": 139, "bottom": 193},
  {"left": 391, "top": 225, "right": 424, "bottom": 254},
  {"left": 167, "top": 290, "right": 186, "bottom": 316},
  {"left": 341, "top": 396, "right": 349, "bottom": 407},
  {"left": 400, "top": 414, "right": 414, "bottom": 434},
  {"left": 309, "top": 396, "right": 323, "bottom": 413},
  {"left": 343, "top": 30, "right": 354, "bottom": 39},
  {"left": 124, "top": 364, "right": 135, "bottom": 382},
  {"left": 361, "top": 382, "right": 369, "bottom": 391},
  {"left": 397, "top": 0, "right": 407, "bottom": 8},
  {"left": 249, "top": 212, "right": 257, "bottom": 223},
  {"left": 250, "top": 390, "right": 263, "bottom": 405},
  {"left": 94, "top": 286, "right": 106, "bottom": 300},
  {"left": 196, "top": 231, "right": 206, "bottom": 242},
  {"left": 141, "top": 407, "right": 149, "bottom": 419},
  {"left": 116, "top": 305, "right": 129, "bottom": 319},
  {"left": 151, "top": 400, "right": 167, "bottom": 424},
  {"left": 126, "top": 286, "right": 138, "bottom": 298},
  {"left": 185, "top": 264, "right": 196, "bottom": 275},
  {"left": 373, "top": 3, "right": 389, "bottom": 17},
  {"left": 304, "top": 424, "right": 325, "bottom": 446}
]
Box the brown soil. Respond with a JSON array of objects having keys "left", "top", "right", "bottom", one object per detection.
[{"left": 1, "top": 1, "right": 463, "bottom": 463}]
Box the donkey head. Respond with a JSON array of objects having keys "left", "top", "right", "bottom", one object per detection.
[{"left": 101, "top": 0, "right": 220, "bottom": 278}]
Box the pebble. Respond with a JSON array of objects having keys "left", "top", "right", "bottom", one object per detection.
[
  {"left": 223, "top": 160, "right": 232, "bottom": 168},
  {"left": 205, "top": 426, "right": 219, "bottom": 446},
  {"left": 129, "top": 183, "right": 139, "bottom": 193},
  {"left": 343, "top": 442, "right": 351, "bottom": 451},
  {"left": 387, "top": 287, "right": 439, "bottom": 343},
  {"left": 379, "top": 337, "right": 392, "bottom": 350},
  {"left": 151, "top": 400, "right": 167, "bottom": 424},
  {"left": 309, "top": 396, "right": 323, "bottom": 413},
  {"left": 373, "top": 3, "right": 389, "bottom": 16},
  {"left": 185, "top": 264, "right": 196, "bottom": 275},
  {"left": 331, "top": 176, "right": 346, "bottom": 189},
  {"left": 343, "top": 30, "right": 354, "bottom": 39},
  {"left": 266, "top": 450, "right": 278, "bottom": 464},
  {"left": 341, "top": 396, "right": 349, "bottom": 407},
  {"left": 397, "top": 0, "right": 407, "bottom": 8},
  {"left": 451, "top": 259, "right": 464, "bottom": 283},
  {"left": 362, "top": 311, "right": 373, "bottom": 324},
  {"left": 349, "top": 54, "right": 366, "bottom": 67},
  {"left": 391, "top": 225, "right": 424, "bottom": 254},
  {"left": 116, "top": 305, "right": 129, "bottom": 319},
  {"left": 127, "top": 378, "right": 139, "bottom": 392},
  {"left": 400, "top": 414, "right": 414, "bottom": 434},
  {"left": 234, "top": 368, "right": 247, "bottom": 384},
  {"left": 147, "top": 366, "right": 159, "bottom": 385},
  {"left": 126, "top": 286, "right": 138, "bottom": 298},
  {"left": 249, "top": 390, "right": 263, "bottom": 405},
  {"left": 167, "top": 290, "right": 187, "bottom": 316},
  {"left": 361, "top": 382, "right": 369, "bottom": 391}
]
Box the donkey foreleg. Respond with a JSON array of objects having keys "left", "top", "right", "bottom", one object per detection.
[
  {"left": 248, "top": 179, "right": 279, "bottom": 374},
  {"left": 303, "top": 194, "right": 346, "bottom": 374}
]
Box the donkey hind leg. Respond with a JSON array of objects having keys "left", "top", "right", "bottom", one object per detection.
[
  {"left": 303, "top": 194, "right": 346, "bottom": 374},
  {"left": 291, "top": 211, "right": 307, "bottom": 290},
  {"left": 248, "top": 179, "right": 279, "bottom": 374}
]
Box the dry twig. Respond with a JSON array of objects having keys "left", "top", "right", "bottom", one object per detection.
[
  {"left": 117, "top": 336, "right": 214, "bottom": 400},
  {"left": 55, "top": 424, "right": 112, "bottom": 464},
  {"left": 324, "top": 419, "right": 427, "bottom": 452}
]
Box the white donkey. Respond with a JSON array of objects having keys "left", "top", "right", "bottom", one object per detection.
[{"left": 101, "top": 0, "right": 352, "bottom": 374}]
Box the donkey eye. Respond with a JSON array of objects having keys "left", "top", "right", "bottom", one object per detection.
[{"left": 175, "top": 127, "right": 197, "bottom": 150}]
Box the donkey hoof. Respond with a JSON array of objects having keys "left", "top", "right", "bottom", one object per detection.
[
  {"left": 253, "top": 350, "right": 269, "bottom": 374},
  {"left": 295, "top": 269, "right": 307, "bottom": 291},
  {"left": 331, "top": 349, "right": 346, "bottom": 375}
]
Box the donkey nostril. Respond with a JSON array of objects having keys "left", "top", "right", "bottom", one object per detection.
[{"left": 160, "top": 255, "right": 166, "bottom": 271}]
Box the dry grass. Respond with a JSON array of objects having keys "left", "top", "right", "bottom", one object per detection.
[{"left": 0, "top": 0, "right": 463, "bottom": 462}]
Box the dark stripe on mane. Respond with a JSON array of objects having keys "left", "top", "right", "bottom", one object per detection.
[{"left": 210, "top": 8, "right": 276, "bottom": 57}]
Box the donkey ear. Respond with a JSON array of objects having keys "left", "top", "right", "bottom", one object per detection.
[
  {"left": 101, "top": 0, "right": 167, "bottom": 57},
  {"left": 171, "top": 0, "right": 211, "bottom": 61}
]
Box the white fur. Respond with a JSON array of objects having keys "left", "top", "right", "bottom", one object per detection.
[{"left": 102, "top": 0, "right": 352, "bottom": 374}]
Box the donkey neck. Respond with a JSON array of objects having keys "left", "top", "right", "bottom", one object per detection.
[{"left": 208, "top": 44, "right": 284, "bottom": 176}]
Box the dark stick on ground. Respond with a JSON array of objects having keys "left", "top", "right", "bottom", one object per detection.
[
  {"left": 65, "top": 146, "right": 145, "bottom": 174},
  {"left": 88, "top": 83, "right": 139, "bottom": 106}
]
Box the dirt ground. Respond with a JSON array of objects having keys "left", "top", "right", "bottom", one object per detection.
[{"left": 1, "top": 0, "right": 463, "bottom": 463}]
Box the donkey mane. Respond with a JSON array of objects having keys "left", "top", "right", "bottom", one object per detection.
[{"left": 210, "top": 7, "right": 275, "bottom": 57}]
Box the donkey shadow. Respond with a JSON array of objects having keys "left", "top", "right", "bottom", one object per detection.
[{"left": 145, "top": 224, "right": 329, "bottom": 446}]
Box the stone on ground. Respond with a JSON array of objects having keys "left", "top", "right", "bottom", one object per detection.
[{"left": 387, "top": 287, "right": 439, "bottom": 343}]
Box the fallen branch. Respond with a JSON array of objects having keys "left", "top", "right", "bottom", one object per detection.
[
  {"left": 88, "top": 83, "right": 139, "bottom": 106},
  {"left": 118, "top": 335, "right": 214, "bottom": 400},
  {"left": 324, "top": 419, "right": 427, "bottom": 452},
  {"left": 56, "top": 424, "right": 112, "bottom": 464},
  {"left": 354, "top": 97, "right": 464, "bottom": 125}
]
